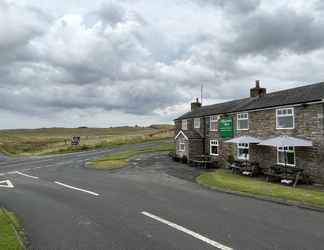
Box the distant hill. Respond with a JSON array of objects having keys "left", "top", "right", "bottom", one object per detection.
[{"left": 148, "top": 124, "right": 174, "bottom": 130}]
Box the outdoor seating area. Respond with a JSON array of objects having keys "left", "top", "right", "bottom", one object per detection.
[
  {"left": 172, "top": 134, "right": 316, "bottom": 188},
  {"left": 225, "top": 135, "right": 315, "bottom": 187}
]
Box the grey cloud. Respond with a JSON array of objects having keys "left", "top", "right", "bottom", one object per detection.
[
  {"left": 192, "top": 0, "right": 260, "bottom": 14},
  {"left": 85, "top": 2, "right": 126, "bottom": 28},
  {"left": 225, "top": 8, "right": 324, "bottom": 56},
  {"left": 2, "top": 0, "right": 324, "bottom": 128}
]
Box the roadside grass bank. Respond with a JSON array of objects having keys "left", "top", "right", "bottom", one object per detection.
[
  {"left": 0, "top": 126, "right": 174, "bottom": 156},
  {"left": 0, "top": 208, "right": 26, "bottom": 250},
  {"left": 87, "top": 143, "right": 175, "bottom": 170},
  {"left": 197, "top": 170, "right": 324, "bottom": 208}
]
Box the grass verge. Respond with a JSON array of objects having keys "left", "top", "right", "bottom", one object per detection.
[
  {"left": 87, "top": 143, "right": 175, "bottom": 170},
  {"left": 0, "top": 208, "right": 26, "bottom": 250},
  {"left": 197, "top": 170, "right": 324, "bottom": 208}
]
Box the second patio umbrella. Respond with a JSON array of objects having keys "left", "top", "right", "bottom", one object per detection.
[{"left": 258, "top": 135, "right": 312, "bottom": 176}]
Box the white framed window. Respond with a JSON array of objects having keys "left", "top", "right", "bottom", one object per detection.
[
  {"left": 194, "top": 118, "right": 200, "bottom": 129},
  {"left": 277, "top": 146, "right": 295, "bottom": 166},
  {"left": 237, "top": 143, "right": 249, "bottom": 160},
  {"left": 210, "top": 115, "right": 219, "bottom": 131},
  {"left": 210, "top": 140, "right": 219, "bottom": 156},
  {"left": 237, "top": 112, "right": 249, "bottom": 130},
  {"left": 182, "top": 119, "right": 188, "bottom": 130},
  {"left": 179, "top": 142, "right": 185, "bottom": 152},
  {"left": 276, "top": 108, "right": 294, "bottom": 129}
]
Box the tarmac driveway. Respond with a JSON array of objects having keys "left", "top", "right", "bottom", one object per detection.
[{"left": 1, "top": 145, "right": 324, "bottom": 250}]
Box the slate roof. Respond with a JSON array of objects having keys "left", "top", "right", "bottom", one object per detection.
[{"left": 175, "top": 81, "right": 324, "bottom": 120}]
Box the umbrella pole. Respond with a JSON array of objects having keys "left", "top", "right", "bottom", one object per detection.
[{"left": 284, "top": 148, "right": 287, "bottom": 179}]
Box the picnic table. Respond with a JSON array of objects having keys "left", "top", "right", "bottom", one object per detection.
[
  {"left": 189, "top": 155, "right": 214, "bottom": 169},
  {"left": 264, "top": 164, "right": 304, "bottom": 187},
  {"left": 229, "top": 160, "right": 260, "bottom": 176}
]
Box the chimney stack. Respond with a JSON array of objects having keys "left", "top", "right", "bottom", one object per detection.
[
  {"left": 191, "top": 98, "right": 202, "bottom": 111},
  {"left": 250, "top": 80, "right": 266, "bottom": 98}
]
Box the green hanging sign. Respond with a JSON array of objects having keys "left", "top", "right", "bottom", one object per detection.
[{"left": 219, "top": 117, "right": 234, "bottom": 138}]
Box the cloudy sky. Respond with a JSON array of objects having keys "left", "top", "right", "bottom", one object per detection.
[{"left": 1, "top": 0, "right": 324, "bottom": 129}]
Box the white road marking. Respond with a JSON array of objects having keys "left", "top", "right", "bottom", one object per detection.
[
  {"left": 15, "top": 171, "right": 39, "bottom": 179},
  {"left": 0, "top": 180, "right": 14, "bottom": 188},
  {"left": 141, "top": 211, "right": 233, "bottom": 250},
  {"left": 54, "top": 181, "right": 99, "bottom": 196}
]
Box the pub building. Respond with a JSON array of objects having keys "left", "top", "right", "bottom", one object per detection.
[{"left": 174, "top": 81, "right": 324, "bottom": 184}]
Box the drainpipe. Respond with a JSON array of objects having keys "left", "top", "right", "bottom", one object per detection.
[{"left": 203, "top": 116, "right": 206, "bottom": 155}]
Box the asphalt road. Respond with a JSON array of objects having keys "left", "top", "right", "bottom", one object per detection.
[{"left": 0, "top": 142, "right": 324, "bottom": 250}]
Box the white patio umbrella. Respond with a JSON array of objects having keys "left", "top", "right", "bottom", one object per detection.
[
  {"left": 225, "top": 136, "right": 262, "bottom": 144},
  {"left": 258, "top": 135, "right": 312, "bottom": 170},
  {"left": 258, "top": 135, "right": 312, "bottom": 148}
]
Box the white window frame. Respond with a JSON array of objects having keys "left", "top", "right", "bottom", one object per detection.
[
  {"left": 194, "top": 118, "right": 201, "bottom": 129},
  {"left": 277, "top": 146, "right": 296, "bottom": 166},
  {"left": 182, "top": 119, "right": 188, "bottom": 130},
  {"left": 210, "top": 115, "right": 219, "bottom": 131},
  {"left": 210, "top": 140, "right": 219, "bottom": 156},
  {"left": 276, "top": 107, "right": 295, "bottom": 130},
  {"left": 237, "top": 112, "right": 249, "bottom": 130},
  {"left": 237, "top": 143, "right": 250, "bottom": 160},
  {"left": 179, "top": 142, "right": 185, "bottom": 152}
]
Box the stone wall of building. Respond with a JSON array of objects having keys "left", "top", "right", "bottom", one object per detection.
[
  {"left": 233, "top": 103, "right": 324, "bottom": 183},
  {"left": 175, "top": 102, "right": 324, "bottom": 183}
]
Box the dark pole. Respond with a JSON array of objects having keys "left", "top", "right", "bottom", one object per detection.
[{"left": 284, "top": 147, "right": 287, "bottom": 179}]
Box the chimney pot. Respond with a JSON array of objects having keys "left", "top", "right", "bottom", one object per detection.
[
  {"left": 250, "top": 80, "right": 266, "bottom": 98},
  {"left": 191, "top": 98, "right": 202, "bottom": 111}
]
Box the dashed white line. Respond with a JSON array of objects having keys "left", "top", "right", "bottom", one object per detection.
[
  {"left": 141, "top": 211, "right": 233, "bottom": 250},
  {"left": 54, "top": 181, "right": 99, "bottom": 196},
  {"left": 15, "top": 171, "right": 39, "bottom": 179}
]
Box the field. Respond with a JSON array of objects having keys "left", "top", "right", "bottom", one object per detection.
[{"left": 0, "top": 125, "right": 174, "bottom": 156}]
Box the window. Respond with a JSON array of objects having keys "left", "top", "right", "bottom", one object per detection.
[
  {"left": 194, "top": 118, "right": 200, "bottom": 129},
  {"left": 277, "top": 146, "right": 295, "bottom": 166},
  {"left": 237, "top": 143, "right": 249, "bottom": 160},
  {"left": 237, "top": 113, "right": 249, "bottom": 130},
  {"left": 182, "top": 119, "right": 188, "bottom": 130},
  {"left": 210, "top": 140, "right": 219, "bottom": 156},
  {"left": 179, "top": 142, "right": 185, "bottom": 152},
  {"left": 276, "top": 108, "right": 294, "bottom": 129},
  {"left": 210, "top": 115, "right": 218, "bottom": 131}
]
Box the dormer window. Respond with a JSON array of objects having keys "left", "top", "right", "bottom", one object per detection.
[
  {"left": 182, "top": 119, "right": 188, "bottom": 130},
  {"left": 237, "top": 113, "right": 249, "bottom": 130},
  {"left": 194, "top": 118, "right": 200, "bottom": 129},
  {"left": 276, "top": 108, "right": 294, "bottom": 129}
]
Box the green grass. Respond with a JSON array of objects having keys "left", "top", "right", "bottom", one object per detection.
[
  {"left": 0, "top": 208, "right": 25, "bottom": 250},
  {"left": 197, "top": 170, "right": 324, "bottom": 208},
  {"left": 87, "top": 143, "right": 175, "bottom": 170},
  {"left": 0, "top": 126, "right": 174, "bottom": 156}
]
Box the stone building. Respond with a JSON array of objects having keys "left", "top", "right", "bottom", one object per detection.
[{"left": 174, "top": 81, "right": 324, "bottom": 183}]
